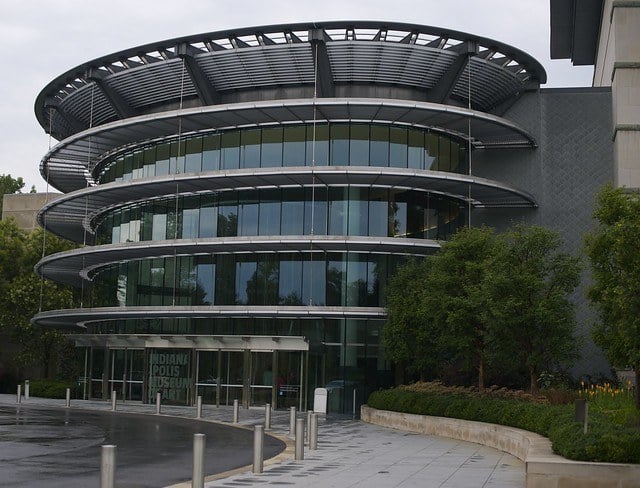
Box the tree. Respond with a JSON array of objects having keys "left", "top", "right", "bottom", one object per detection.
[
  {"left": 383, "top": 227, "right": 499, "bottom": 388},
  {"left": 585, "top": 184, "right": 640, "bottom": 409},
  {"left": 489, "top": 225, "right": 581, "bottom": 395},
  {"left": 0, "top": 174, "right": 26, "bottom": 214},
  {"left": 0, "top": 220, "right": 78, "bottom": 378},
  {"left": 383, "top": 258, "right": 439, "bottom": 381},
  {"left": 425, "top": 226, "right": 499, "bottom": 390}
]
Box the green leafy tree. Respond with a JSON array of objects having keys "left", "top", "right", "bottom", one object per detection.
[
  {"left": 585, "top": 184, "right": 640, "bottom": 409},
  {"left": 0, "top": 220, "right": 78, "bottom": 378},
  {"left": 489, "top": 225, "right": 581, "bottom": 395},
  {"left": 425, "top": 226, "right": 500, "bottom": 390},
  {"left": 0, "top": 174, "right": 26, "bottom": 214},
  {"left": 383, "top": 258, "right": 439, "bottom": 381}
]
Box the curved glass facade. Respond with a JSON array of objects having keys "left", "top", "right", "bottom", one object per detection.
[
  {"left": 90, "top": 252, "right": 408, "bottom": 308},
  {"left": 38, "top": 21, "right": 542, "bottom": 411},
  {"left": 95, "top": 123, "right": 468, "bottom": 184},
  {"left": 94, "top": 187, "right": 464, "bottom": 244}
]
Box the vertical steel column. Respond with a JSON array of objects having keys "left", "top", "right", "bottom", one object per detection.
[
  {"left": 265, "top": 403, "right": 271, "bottom": 430},
  {"left": 216, "top": 349, "right": 221, "bottom": 408},
  {"left": 111, "top": 390, "right": 117, "bottom": 412},
  {"left": 83, "top": 347, "right": 88, "bottom": 400},
  {"left": 352, "top": 388, "right": 356, "bottom": 420},
  {"left": 298, "top": 353, "right": 304, "bottom": 412},
  {"left": 16, "top": 385, "right": 21, "bottom": 404},
  {"left": 242, "top": 349, "right": 250, "bottom": 409},
  {"left": 233, "top": 399, "right": 239, "bottom": 423},
  {"left": 271, "top": 350, "right": 278, "bottom": 408},
  {"left": 156, "top": 392, "right": 162, "bottom": 414},
  {"left": 25, "top": 380, "right": 30, "bottom": 400},
  {"left": 65, "top": 388, "right": 71, "bottom": 408}
]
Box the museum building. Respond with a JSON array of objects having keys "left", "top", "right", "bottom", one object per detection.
[{"left": 32, "top": 21, "right": 613, "bottom": 410}]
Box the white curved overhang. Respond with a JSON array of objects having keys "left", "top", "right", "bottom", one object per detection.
[
  {"left": 70, "top": 334, "right": 311, "bottom": 351},
  {"left": 32, "top": 305, "right": 387, "bottom": 329},
  {"left": 38, "top": 166, "right": 537, "bottom": 243},
  {"left": 36, "top": 235, "right": 440, "bottom": 287},
  {"left": 39, "top": 98, "right": 538, "bottom": 193}
]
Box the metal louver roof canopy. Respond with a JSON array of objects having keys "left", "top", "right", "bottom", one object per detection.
[
  {"left": 40, "top": 98, "right": 538, "bottom": 194},
  {"left": 35, "top": 21, "right": 547, "bottom": 142}
]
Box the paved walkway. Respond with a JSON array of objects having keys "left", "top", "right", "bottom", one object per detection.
[{"left": 0, "top": 394, "right": 524, "bottom": 487}]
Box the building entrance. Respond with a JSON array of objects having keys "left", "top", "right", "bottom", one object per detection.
[
  {"left": 81, "top": 335, "right": 308, "bottom": 407},
  {"left": 195, "top": 349, "right": 304, "bottom": 409},
  {"left": 87, "top": 347, "right": 144, "bottom": 401}
]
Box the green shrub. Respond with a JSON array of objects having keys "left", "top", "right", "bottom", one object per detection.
[
  {"left": 367, "top": 383, "right": 640, "bottom": 464},
  {"left": 24, "top": 379, "right": 77, "bottom": 399}
]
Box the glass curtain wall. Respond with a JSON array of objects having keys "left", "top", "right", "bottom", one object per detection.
[
  {"left": 90, "top": 252, "right": 409, "bottom": 308},
  {"left": 95, "top": 123, "right": 468, "bottom": 183},
  {"left": 94, "top": 188, "right": 465, "bottom": 244}
]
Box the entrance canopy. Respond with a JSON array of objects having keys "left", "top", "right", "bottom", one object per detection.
[{"left": 71, "top": 334, "right": 309, "bottom": 351}]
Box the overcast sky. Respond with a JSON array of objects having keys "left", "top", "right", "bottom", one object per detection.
[{"left": 0, "top": 0, "right": 593, "bottom": 192}]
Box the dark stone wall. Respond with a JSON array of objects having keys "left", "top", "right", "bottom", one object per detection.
[{"left": 472, "top": 87, "right": 614, "bottom": 378}]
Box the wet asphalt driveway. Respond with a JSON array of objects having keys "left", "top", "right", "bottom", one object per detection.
[{"left": 0, "top": 404, "right": 284, "bottom": 487}]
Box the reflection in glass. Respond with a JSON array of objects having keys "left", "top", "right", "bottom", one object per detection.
[
  {"left": 95, "top": 187, "right": 464, "bottom": 243},
  {"left": 97, "top": 123, "right": 467, "bottom": 182}
]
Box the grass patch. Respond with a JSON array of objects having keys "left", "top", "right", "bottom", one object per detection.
[{"left": 367, "top": 381, "right": 640, "bottom": 464}]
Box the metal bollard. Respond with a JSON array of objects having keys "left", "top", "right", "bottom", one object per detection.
[
  {"left": 196, "top": 395, "right": 203, "bottom": 419},
  {"left": 16, "top": 385, "right": 21, "bottom": 404},
  {"left": 100, "top": 445, "right": 116, "bottom": 488},
  {"left": 295, "top": 418, "right": 305, "bottom": 460},
  {"left": 310, "top": 412, "right": 318, "bottom": 450},
  {"left": 111, "top": 390, "right": 117, "bottom": 412},
  {"left": 65, "top": 388, "right": 71, "bottom": 408},
  {"left": 306, "top": 410, "right": 312, "bottom": 443},
  {"left": 233, "top": 399, "right": 239, "bottom": 423},
  {"left": 25, "top": 380, "right": 30, "bottom": 400},
  {"left": 265, "top": 403, "right": 271, "bottom": 430},
  {"left": 156, "top": 392, "right": 162, "bottom": 415},
  {"left": 289, "top": 406, "right": 296, "bottom": 435},
  {"left": 352, "top": 388, "right": 357, "bottom": 420},
  {"left": 192, "top": 433, "right": 205, "bottom": 488},
  {"left": 253, "top": 425, "right": 264, "bottom": 474}
]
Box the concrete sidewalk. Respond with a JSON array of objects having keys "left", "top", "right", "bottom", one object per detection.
[{"left": 2, "top": 393, "right": 524, "bottom": 487}]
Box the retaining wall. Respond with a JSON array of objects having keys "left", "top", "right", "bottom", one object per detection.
[{"left": 361, "top": 405, "right": 640, "bottom": 488}]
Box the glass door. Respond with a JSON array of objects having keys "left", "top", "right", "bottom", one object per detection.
[
  {"left": 127, "top": 349, "right": 144, "bottom": 401},
  {"left": 108, "top": 349, "right": 144, "bottom": 401},
  {"left": 249, "top": 352, "right": 273, "bottom": 406},
  {"left": 196, "top": 350, "right": 221, "bottom": 405},
  {"left": 196, "top": 349, "right": 304, "bottom": 408},
  {"left": 276, "top": 351, "right": 303, "bottom": 409},
  {"left": 221, "top": 351, "right": 244, "bottom": 406}
]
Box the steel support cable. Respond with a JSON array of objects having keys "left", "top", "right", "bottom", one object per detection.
[
  {"left": 172, "top": 58, "right": 187, "bottom": 307},
  {"left": 38, "top": 109, "right": 55, "bottom": 313},
  {"left": 309, "top": 42, "right": 319, "bottom": 307},
  {"left": 467, "top": 54, "right": 472, "bottom": 228},
  {"left": 79, "top": 84, "right": 96, "bottom": 308}
]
